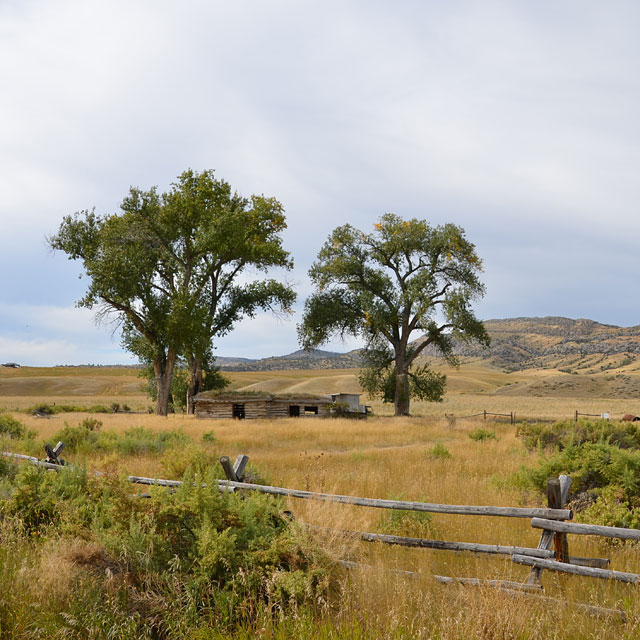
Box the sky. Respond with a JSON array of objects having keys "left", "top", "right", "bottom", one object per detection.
[{"left": 1, "top": 0, "right": 640, "bottom": 365}]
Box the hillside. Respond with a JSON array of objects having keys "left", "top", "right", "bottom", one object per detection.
[
  {"left": 216, "top": 317, "right": 640, "bottom": 373},
  {"left": 216, "top": 348, "right": 363, "bottom": 371},
  {"left": 446, "top": 317, "right": 640, "bottom": 370}
]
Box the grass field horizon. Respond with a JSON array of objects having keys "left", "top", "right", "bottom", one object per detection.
[{"left": 2, "top": 362, "right": 640, "bottom": 637}]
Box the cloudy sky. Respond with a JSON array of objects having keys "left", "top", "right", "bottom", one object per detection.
[{"left": 1, "top": 0, "right": 640, "bottom": 365}]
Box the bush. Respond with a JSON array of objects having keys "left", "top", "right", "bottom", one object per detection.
[
  {"left": 515, "top": 442, "right": 640, "bottom": 505},
  {"left": 468, "top": 428, "right": 497, "bottom": 442},
  {"left": 50, "top": 422, "right": 190, "bottom": 458},
  {"left": 427, "top": 443, "right": 451, "bottom": 459},
  {"left": 377, "top": 493, "right": 433, "bottom": 537},
  {"left": 27, "top": 403, "right": 113, "bottom": 415},
  {"left": 0, "top": 414, "right": 26, "bottom": 439},
  {"left": 579, "top": 485, "right": 640, "bottom": 534},
  {"left": 0, "top": 463, "right": 334, "bottom": 632},
  {"left": 517, "top": 419, "right": 640, "bottom": 451}
]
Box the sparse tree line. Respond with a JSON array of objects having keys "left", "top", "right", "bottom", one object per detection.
[{"left": 49, "top": 169, "right": 489, "bottom": 416}]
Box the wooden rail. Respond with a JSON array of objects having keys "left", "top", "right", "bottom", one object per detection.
[
  {"left": 532, "top": 517, "right": 640, "bottom": 541},
  {"left": 312, "top": 526, "right": 556, "bottom": 558},
  {"left": 514, "top": 555, "right": 640, "bottom": 584},
  {"left": 211, "top": 477, "right": 572, "bottom": 520},
  {"left": 5, "top": 445, "right": 638, "bottom": 618}
]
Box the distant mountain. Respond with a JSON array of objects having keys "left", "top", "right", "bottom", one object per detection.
[
  {"left": 215, "top": 317, "right": 640, "bottom": 372},
  {"left": 216, "top": 348, "right": 363, "bottom": 371},
  {"left": 439, "top": 317, "right": 640, "bottom": 369}
]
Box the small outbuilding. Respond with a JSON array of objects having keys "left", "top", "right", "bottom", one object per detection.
[{"left": 194, "top": 390, "right": 335, "bottom": 420}]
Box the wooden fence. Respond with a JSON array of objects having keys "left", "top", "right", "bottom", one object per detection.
[{"left": 3, "top": 447, "right": 639, "bottom": 620}]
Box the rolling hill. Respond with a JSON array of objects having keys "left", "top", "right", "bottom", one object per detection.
[{"left": 216, "top": 317, "right": 640, "bottom": 373}]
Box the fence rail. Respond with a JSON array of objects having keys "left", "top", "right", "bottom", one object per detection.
[{"left": 3, "top": 445, "right": 639, "bottom": 620}]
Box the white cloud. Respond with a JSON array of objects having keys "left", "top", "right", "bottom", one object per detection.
[{"left": 2, "top": 1, "right": 640, "bottom": 363}]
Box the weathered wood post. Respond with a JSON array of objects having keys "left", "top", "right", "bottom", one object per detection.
[
  {"left": 44, "top": 441, "right": 65, "bottom": 466},
  {"left": 575, "top": 410, "right": 579, "bottom": 422},
  {"left": 483, "top": 410, "right": 487, "bottom": 421},
  {"left": 547, "top": 476, "right": 571, "bottom": 562},
  {"left": 527, "top": 474, "right": 572, "bottom": 584},
  {"left": 219, "top": 454, "right": 250, "bottom": 482}
]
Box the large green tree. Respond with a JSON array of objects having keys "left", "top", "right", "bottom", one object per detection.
[
  {"left": 299, "top": 214, "right": 489, "bottom": 416},
  {"left": 50, "top": 169, "right": 294, "bottom": 415}
]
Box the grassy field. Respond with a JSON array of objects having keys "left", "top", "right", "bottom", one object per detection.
[{"left": 1, "top": 364, "right": 640, "bottom": 638}]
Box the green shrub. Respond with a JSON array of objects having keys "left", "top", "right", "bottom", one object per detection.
[
  {"left": 0, "top": 414, "right": 26, "bottom": 439},
  {"left": 201, "top": 430, "right": 217, "bottom": 443},
  {"left": 115, "top": 426, "right": 190, "bottom": 456},
  {"left": 468, "top": 428, "right": 497, "bottom": 442},
  {"left": 27, "top": 403, "right": 113, "bottom": 415},
  {"left": 578, "top": 485, "right": 640, "bottom": 534},
  {"left": 517, "top": 419, "right": 640, "bottom": 451},
  {"left": 0, "top": 462, "right": 333, "bottom": 632},
  {"left": 377, "top": 494, "right": 433, "bottom": 537},
  {"left": 516, "top": 442, "right": 640, "bottom": 500},
  {"left": 427, "top": 443, "right": 451, "bottom": 459},
  {"left": 52, "top": 422, "right": 100, "bottom": 453}
]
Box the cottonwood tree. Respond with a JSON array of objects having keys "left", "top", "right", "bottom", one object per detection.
[
  {"left": 50, "top": 169, "right": 294, "bottom": 415},
  {"left": 299, "top": 214, "right": 489, "bottom": 416}
]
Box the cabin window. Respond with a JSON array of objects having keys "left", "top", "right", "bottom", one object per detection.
[
  {"left": 233, "top": 403, "right": 246, "bottom": 419},
  {"left": 289, "top": 405, "right": 300, "bottom": 417},
  {"left": 304, "top": 406, "right": 319, "bottom": 415}
]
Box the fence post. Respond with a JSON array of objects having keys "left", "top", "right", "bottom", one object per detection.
[
  {"left": 219, "top": 456, "right": 239, "bottom": 482},
  {"left": 547, "top": 477, "right": 570, "bottom": 562},
  {"left": 483, "top": 410, "right": 487, "bottom": 421},
  {"left": 574, "top": 410, "right": 578, "bottom": 422},
  {"left": 511, "top": 412, "right": 514, "bottom": 425},
  {"left": 233, "top": 454, "right": 249, "bottom": 482}
]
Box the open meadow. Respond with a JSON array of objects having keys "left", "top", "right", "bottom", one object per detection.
[{"left": 1, "top": 363, "right": 640, "bottom": 638}]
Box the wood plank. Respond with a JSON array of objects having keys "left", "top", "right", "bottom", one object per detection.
[
  {"left": 325, "top": 528, "right": 556, "bottom": 558},
  {"left": 218, "top": 478, "right": 572, "bottom": 519},
  {"left": 219, "top": 456, "right": 238, "bottom": 482},
  {"left": 233, "top": 454, "right": 249, "bottom": 481},
  {"left": 532, "top": 518, "right": 640, "bottom": 541},
  {"left": 568, "top": 555, "right": 611, "bottom": 569},
  {"left": 526, "top": 529, "right": 554, "bottom": 585},
  {"left": 513, "top": 554, "right": 640, "bottom": 584}
]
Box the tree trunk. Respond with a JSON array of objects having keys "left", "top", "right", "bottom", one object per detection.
[
  {"left": 394, "top": 359, "right": 410, "bottom": 416},
  {"left": 187, "top": 357, "right": 203, "bottom": 415},
  {"left": 154, "top": 348, "right": 177, "bottom": 416}
]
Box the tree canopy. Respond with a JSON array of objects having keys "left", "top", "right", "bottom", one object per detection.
[
  {"left": 299, "top": 213, "right": 489, "bottom": 415},
  {"left": 50, "top": 169, "right": 294, "bottom": 415}
]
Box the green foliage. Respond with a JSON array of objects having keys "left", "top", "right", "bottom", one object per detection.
[
  {"left": 359, "top": 361, "right": 446, "bottom": 404},
  {"left": 27, "top": 402, "right": 111, "bottom": 415},
  {"left": 515, "top": 419, "right": 640, "bottom": 538},
  {"left": 143, "top": 362, "right": 230, "bottom": 412},
  {"left": 468, "top": 428, "right": 497, "bottom": 442},
  {"left": 377, "top": 494, "right": 433, "bottom": 537},
  {"left": 427, "top": 443, "right": 452, "bottom": 459},
  {"left": 50, "top": 169, "right": 295, "bottom": 416},
  {"left": 517, "top": 442, "right": 640, "bottom": 500},
  {"left": 0, "top": 462, "right": 333, "bottom": 634},
  {"left": 300, "top": 214, "right": 488, "bottom": 414},
  {"left": 50, "top": 421, "right": 190, "bottom": 457},
  {"left": 579, "top": 485, "right": 640, "bottom": 533},
  {"left": 0, "top": 414, "right": 26, "bottom": 439},
  {"left": 517, "top": 419, "right": 640, "bottom": 451}
]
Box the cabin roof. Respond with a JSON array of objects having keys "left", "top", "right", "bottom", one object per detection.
[{"left": 194, "top": 390, "right": 333, "bottom": 404}]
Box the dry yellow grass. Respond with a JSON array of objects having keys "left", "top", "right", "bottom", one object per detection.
[{"left": 2, "top": 365, "right": 640, "bottom": 636}]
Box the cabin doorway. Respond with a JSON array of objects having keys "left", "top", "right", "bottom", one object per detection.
[
  {"left": 289, "top": 405, "right": 300, "bottom": 417},
  {"left": 233, "top": 403, "right": 246, "bottom": 419}
]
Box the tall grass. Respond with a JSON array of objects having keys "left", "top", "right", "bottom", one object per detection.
[{"left": 1, "top": 411, "right": 639, "bottom": 637}]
